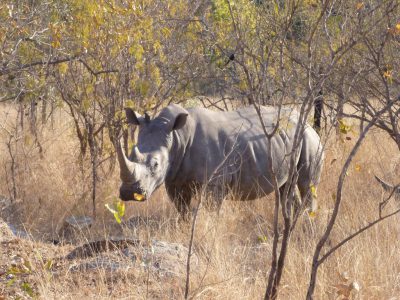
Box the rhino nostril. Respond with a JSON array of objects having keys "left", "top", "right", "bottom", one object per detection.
[
  {"left": 119, "top": 189, "right": 132, "bottom": 201},
  {"left": 119, "top": 182, "right": 146, "bottom": 201}
]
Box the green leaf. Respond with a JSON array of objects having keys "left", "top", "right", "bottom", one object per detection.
[
  {"left": 21, "top": 282, "right": 34, "bottom": 297},
  {"left": 7, "top": 277, "right": 16, "bottom": 287},
  {"left": 116, "top": 201, "right": 125, "bottom": 217},
  {"left": 308, "top": 211, "right": 316, "bottom": 218},
  {"left": 105, "top": 200, "right": 125, "bottom": 224},
  {"left": 113, "top": 212, "right": 122, "bottom": 224},
  {"left": 273, "top": 1, "right": 279, "bottom": 15}
]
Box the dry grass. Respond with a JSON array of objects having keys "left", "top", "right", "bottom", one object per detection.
[{"left": 1, "top": 103, "right": 399, "bottom": 299}]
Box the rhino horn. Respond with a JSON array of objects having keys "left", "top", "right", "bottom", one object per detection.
[
  {"left": 375, "top": 175, "right": 398, "bottom": 193},
  {"left": 116, "top": 139, "right": 136, "bottom": 182}
]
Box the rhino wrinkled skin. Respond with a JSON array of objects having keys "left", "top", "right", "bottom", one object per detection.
[{"left": 116, "top": 104, "right": 324, "bottom": 217}]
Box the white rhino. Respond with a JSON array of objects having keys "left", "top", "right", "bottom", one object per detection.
[{"left": 116, "top": 104, "right": 324, "bottom": 217}]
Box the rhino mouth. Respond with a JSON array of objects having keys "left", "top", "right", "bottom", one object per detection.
[{"left": 119, "top": 183, "right": 147, "bottom": 202}]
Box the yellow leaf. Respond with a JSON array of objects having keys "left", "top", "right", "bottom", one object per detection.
[
  {"left": 310, "top": 184, "right": 317, "bottom": 198},
  {"left": 153, "top": 40, "right": 162, "bottom": 54},
  {"left": 51, "top": 39, "right": 60, "bottom": 49},
  {"left": 161, "top": 27, "right": 171, "bottom": 38},
  {"left": 58, "top": 62, "right": 68, "bottom": 75},
  {"left": 129, "top": 44, "right": 144, "bottom": 61},
  {"left": 308, "top": 211, "right": 316, "bottom": 218},
  {"left": 383, "top": 69, "right": 393, "bottom": 84},
  {"left": 338, "top": 119, "right": 352, "bottom": 134},
  {"left": 356, "top": 2, "right": 364, "bottom": 10},
  {"left": 383, "top": 70, "right": 392, "bottom": 78},
  {"left": 388, "top": 23, "right": 400, "bottom": 35},
  {"left": 355, "top": 164, "right": 361, "bottom": 171},
  {"left": 257, "top": 235, "right": 267, "bottom": 243},
  {"left": 125, "top": 99, "right": 135, "bottom": 108}
]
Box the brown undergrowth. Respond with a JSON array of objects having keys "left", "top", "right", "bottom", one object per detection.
[{"left": 0, "top": 104, "right": 399, "bottom": 299}]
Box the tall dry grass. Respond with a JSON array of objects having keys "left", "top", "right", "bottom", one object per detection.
[{"left": 1, "top": 103, "right": 399, "bottom": 299}]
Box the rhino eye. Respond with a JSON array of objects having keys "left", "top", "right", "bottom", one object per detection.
[{"left": 150, "top": 159, "right": 159, "bottom": 171}]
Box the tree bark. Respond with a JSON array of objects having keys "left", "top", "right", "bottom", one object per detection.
[{"left": 313, "top": 90, "right": 323, "bottom": 135}]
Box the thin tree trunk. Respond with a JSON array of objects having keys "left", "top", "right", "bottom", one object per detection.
[
  {"left": 30, "top": 100, "right": 37, "bottom": 134},
  {"left": 87, "top": 121, "right": 97, "bottom": 220},
  {"left": 306, "top": 103, "right": 394, "bottom": 299},
  {"left": 7, "top": 137, "right": 17, "bottom": 201},
  {"left": 313, "top": 90, "right": 323, "bottom": 135},
  {"left": 50, "top": 99, "right": 55, "bottom": 130},
  {"left": 41, "top": 98, "right": 47, "bottom": 124},
  {"left": 19, "top": 102, "right": 24, "bottom": 131}
]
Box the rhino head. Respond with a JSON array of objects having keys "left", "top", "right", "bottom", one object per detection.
[{"left": 117, "top": 105, "right": 189, "bottom": 202}]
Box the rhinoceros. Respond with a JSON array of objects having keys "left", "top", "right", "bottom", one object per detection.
[{"left": 116, "top": 104, "right": 324, "bottom": 217}]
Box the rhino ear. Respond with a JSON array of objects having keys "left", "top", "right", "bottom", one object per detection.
[
  {"left": 125, "top": 108, "right": 142, "bottom": 125},
  {"left": 172, "top": 113, "right": 188, "bottom": 131}
]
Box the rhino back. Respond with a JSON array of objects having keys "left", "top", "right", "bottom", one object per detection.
[{"left": 174, "top": 106, "right": 301, "bottom": 197}]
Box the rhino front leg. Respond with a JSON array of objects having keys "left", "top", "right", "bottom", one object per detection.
[
  {"left": 204, "top": 184, "right": 225, "bottom": 213},
  {"left": 166, "top": 184, "right": 193, "bottom": 221}
]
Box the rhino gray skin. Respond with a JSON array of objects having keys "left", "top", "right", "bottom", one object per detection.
[{"left": 116, "top": 104, "right": 324, "bottom": 217}]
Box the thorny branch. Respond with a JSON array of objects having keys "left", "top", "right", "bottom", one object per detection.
[{"left": 307, "top": 99, "right": 397, "bottom": 299}]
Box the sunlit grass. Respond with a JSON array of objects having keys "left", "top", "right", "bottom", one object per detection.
[{"left": 0, "top": 104, "right": 399, "bottom": 299}]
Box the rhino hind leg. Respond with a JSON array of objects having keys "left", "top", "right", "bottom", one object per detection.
[
  {"left": 279, "top": 184, "right": 302, "bottom": 217},
  {"left": 297, "top": 156, "right": 323, "bottom": 214},
  {"left": 293, "top": 160, "right": 322, "bottom": 215},
  {"left": 297, "top": 127, "right": 324, "bottom": 213},
  {"left": 297, "top": 182, "right": 316, "bottom": 212}
]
